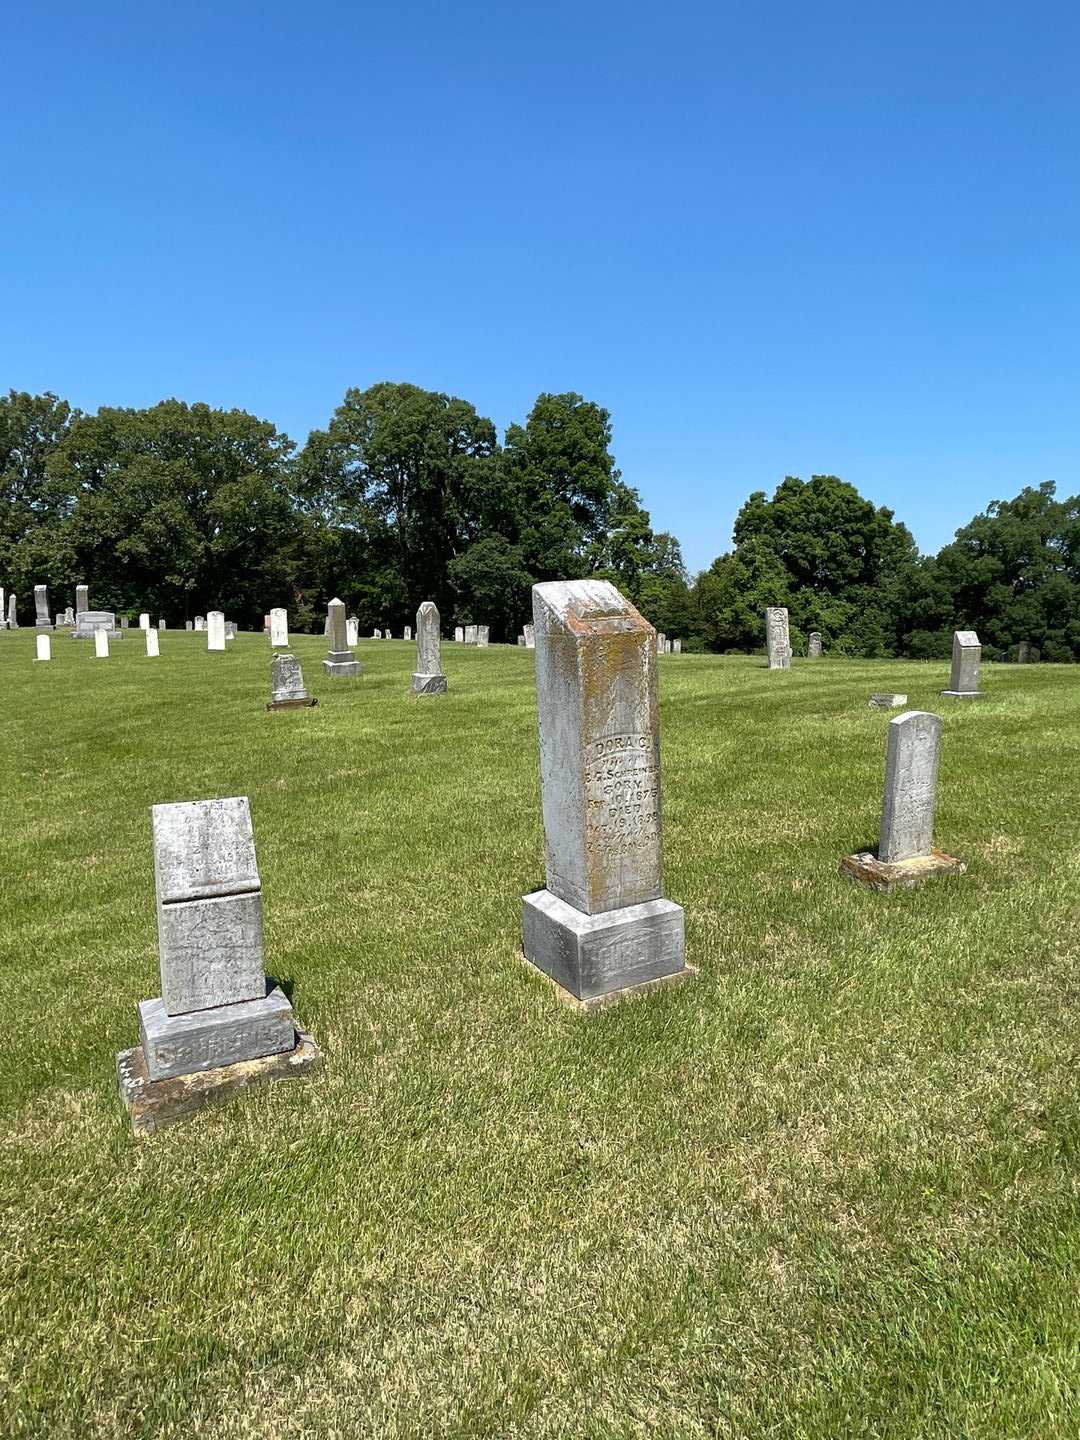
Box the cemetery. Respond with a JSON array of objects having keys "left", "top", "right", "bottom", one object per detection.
[{"left": 1, "top": 609, "right": 1077, "bottom": 1436}]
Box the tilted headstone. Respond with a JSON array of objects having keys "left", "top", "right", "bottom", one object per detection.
[
  {"left": 942, "top": 630, "right": 981, "bottom": 698},
  {"left": 476, "top": 625, "right": 489, "bottom": 647},
  {"left": 268, "top": 652, "right": 316, "bottom": 709},
  {"left": 8, "top": 593, "right": 18, "bottom": 629},
  {"left": 807, "top": 632, "right": 822, "bottom": 658},
  {"left": 464, "top": 625, "right": 477, "bottom": 645},
  {"left": 523, "top": 622, "right": 535, "bottom": 649},
  {"left": 34, "top": 584, "right": 51, "bottom": 629},
  {"left": 207, "top": 612, "right": 226, "bottom": 651},
  {"left": 146, "top": 627, "right": 160, "bottom": 657},
  {"left": 521, "top": 580, "right": 689, "bottom": 1006},
  {"left": 94, "top": 629, "right": 109, "bottom": 658},
  {"left": 765, "top": 607, "right": 790, "bottom": 669},
  {"left": 36, "top": 634, "right": 51, "bottom": 662},
  {"left": 411, "top": 601, "right": 448, "bottom": 696},
  {"left": 139, "top": 613, "right": 150, "bottom": 630},
  {"left": 841, "top": 710, "right": 965, "bottom": 891},
  {"left": 868, "top": 692, "right": 908, "bottom": 710},
  {"left": 324, "top": 598, "right": 361, "bottom": 677},
  {"left": 76, "top": 584, "right": 88, "bottom": 615},
  {"left": 270, "top": 607, "right": 288, "bottom": 647},
  {"left": 138, "top": 798, "right": 294, "bottom": 1078},
  {"left": 454, "top": 626, "right": 464, "bottom": 643}
]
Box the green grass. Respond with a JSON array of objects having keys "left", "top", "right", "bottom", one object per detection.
[{"left": 2, "top": 629, "right": 1079, "bottom": 1439}]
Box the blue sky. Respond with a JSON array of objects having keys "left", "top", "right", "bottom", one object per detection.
[{"left": 4, "top": 1, "right": 1078, "bottom": 571}]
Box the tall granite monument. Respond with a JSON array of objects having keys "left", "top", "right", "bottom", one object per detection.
[
  {"left": 521, "top": 580, "right": 690, "bottom": 1008},
  {"left": 323, "top": 598, "right": 361, "bottom": 677},
  {"left": 411, "top": 601, "right": 448, "bottom": 696},
  {"left": 841, "top": 711, "right": 966, "bottom": 892},
  {"left": 765, "top": 607, "right": 790, "bottom": 669},
  {"left": 116, "top": 796, "right": 320, "bottom": 1134},
  {"left": 942, "top": 630, "right": 981, "bottom": 699}
]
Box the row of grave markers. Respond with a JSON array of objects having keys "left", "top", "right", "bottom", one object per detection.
[{"left": 112, "top": 578, "right": 973, "bottom": 1135}]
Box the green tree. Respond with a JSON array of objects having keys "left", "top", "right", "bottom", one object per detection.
[{"left": 0, "top": 391, "right": 81, "bottom": 616}]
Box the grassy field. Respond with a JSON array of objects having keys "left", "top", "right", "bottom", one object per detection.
[{"left": 1, "top": 628, "right": 1079, "bottom": 1439}]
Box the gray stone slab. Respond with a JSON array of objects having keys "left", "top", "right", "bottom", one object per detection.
[
  {"left": 157, "top": 891, "right": 266, "bottom": 1015},
  {"left": 152, "top": 796, "right": 260, "bottom": 904},
  {"left": 117, "top": 1026, "right": 321, "bottom": 1136},
  {"left": 324, "top": 656, "right": 361, "bottom": 677},
  {"left": 765, "top": 607, "right": 790, "bottom": 669},
  {"left": 532, "top": 579, "right": 664, "bottom": 916},
  {"left": 840, "top": 848, "right": 966, "bottom": 893},
  {"left": 270, "top": 652, "right": 312, "bottom": 705},
  {"left": 523, "top": 623, "right": 535, "bottom": 649},
  {"left": 522, "top": 889, "right": 685, "bottom": 1002},
  {"left": 807, "top": 632, "right": 822, "bottom": 658},
  {"left": 944, "top": 629, "right": 981, "bottom": 696},
  {"left": 879, "top": 710, "right": 941, "bottom": 864},
  {"left": 454, "top": 626, "right": 464, "bottom": 643},
  {"left": 72, "top": 610, "right": 120, "bottom": 638},
  {"left": 868, "top": 692, "right": 908, "bottom": 709},
  {"left": 75, "top": 584, "right": 88, "bottom": 615},
  {"left": 139, "top": 985, "right": 294, "bottom": 1080}
]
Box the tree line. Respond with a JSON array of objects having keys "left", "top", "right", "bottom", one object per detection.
[{"left": 2, "top": 386, "right": 1077, "bottom": 658}]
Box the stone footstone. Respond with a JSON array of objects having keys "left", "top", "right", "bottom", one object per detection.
[
  {"left": 868, "top": 693, "right": 908, "bottom": 709},
  {"left": 522, "top": 579, "right": 688, "bottom": 1006},
  {"left": 139, "top": 985, "right": 295, "bottom": 1080},
  {"left": 116, "top": 1028, "right": 322, "bottom": 1137}
]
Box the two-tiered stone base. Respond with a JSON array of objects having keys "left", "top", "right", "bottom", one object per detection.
[
  {"left": 117, "top": 1029, "right": 322, "bottom": 1136},
  {"left": 323, "top": 650, "right": 361, "bottom": 677},
  {"left": 840, "top": 848, "right": 967, "bottom": 893},
  {"left": 521, "top": 889, "right": 693, "bottom": 1011},
  {"left": 411, "top": 672, "right": 448, "bottom": 696}
]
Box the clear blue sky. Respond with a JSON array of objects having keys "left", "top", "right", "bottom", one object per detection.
[{"left": 5, "top": 1, "right": 1078, "bottom": 572}]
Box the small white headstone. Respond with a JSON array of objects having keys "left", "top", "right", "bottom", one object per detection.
[
  {"left": 94, "top": 629, "right": 109, "bottom": 658},
  {"left": 36, "top": 634, "right": 51, "bottom": 662},
  {"left": 146, "top": 627, "right": 160, "bottom": 657},
  {"left": 139, "top": 613, "right": 150, "bottom": 630},
  {"left": 270, "top": 607, "right": 288, "bottom": 647},
  {"left": 207, "top": 612, "right": 225, "bottom": 651}
]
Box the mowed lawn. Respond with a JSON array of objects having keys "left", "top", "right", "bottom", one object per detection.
[{"left": 2, "top": 630, "right": 1079, "bottom": 1439}]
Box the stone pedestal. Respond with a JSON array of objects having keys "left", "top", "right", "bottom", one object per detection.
[
  {"left": 521, "top": 579, "right": 688, "bottom": 1007},
  {"left": 139, "top": 986, "right": 294, "bottom": 1080},
  {"left": 323, "top": 598, "right": 361, "bottom": 678}
]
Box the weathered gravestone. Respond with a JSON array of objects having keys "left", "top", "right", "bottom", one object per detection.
[
  {"left": 35, "top": 634, "right": 51, "bottom": 662},
  {"left": 120, "top": 616, "right": 129, "bottom": 630},
  {"left": 1017, "top": 641, "right": 1032, "bottom": 663},
  {"left": 373, "top": 628, "right": 382, "bottom": 640},
  {"left": 807, "top": 632, "right": 822, "bottom": 658},
  {"left": 116, "top": 797, "right": 320, "bottom": 1135},
  {"left": 464, "top": 625, "right": 477, "bottom": 645},
  {"left": 94, "top": 629, "right": 109, "bottom": 659},
  {"left": 518, "top": 635, "right": 526, "bottom": 646},
  {"left": 765, "top": 607, "right": 790, "bottom": 669},
  {"left": 270, "top": 607, "right": 288, "bottom": 648},
  {"left": 324, "top": 598, "right": 361, "bottom": 677},
  {"left": 268, "top": 652, "right": 317, "bottom": 709},
  {"left": 34, "top": 585, "right": 51, "bottom": 629},
  {"left": 840, "top": 711, "right": 966, "bottom": 892},
  {"left": 411, "top": 601, "right": 448, "bottom": 696},
  {"left": 346, "top": 616, "right": 358, "bottom": 648},
  {"left": 524, "top": 623, "right": 535, "bottom": 649},
  {"left": 476, "top": 625, "right": 489, "bottom": 647},
  {"left": 185, "top": 620, "right": 193, "bottom": 631},
  {"left": 139, "top": 613, "right": 150, "bottom": 630},
  {"left": 656, "top": 632, "right": 666, "bottom": 655},
  {"left": 404, "top": 625, "right": 412, "bottom": 641},
  {"left": 868, "top": 692, "right": 908, "bottom": 710},
  {"left": 207, "top": 612, "right": 226, "bottom": 651},
  {"left": 225, "top": 621, "right": 236, "bottom": 641},
  {"left": 59, "top": 607, "right": 75, "bottom": 627},
  {"left": 7, "top": 593, "right": 16, "bottom": 628},
  {"left": 76, "top": 584, "right": 88, "bottom": 616},
  {"left": 673, "top": 639, "right": 682, "bottom": 654},
  {"left": 521, "top": 580, "right": 691, "bottom": 1008},
  {"left": 146, "top": 628, "right": 160, "bottom": 657},
  {"left": 194, "top": 616, "right": 205, "bottom": 631},
  {"left": 454, "top": 626, "right": 464, "bottom": 643},
  {"left": 942, "top": 630, "right": 981, "bottom": 698},
  {"left": 158, "top": 618, "right": 166, "bottom": 631},
  {"left": 73, "top": 610, "right": 121, "bottom": 639}
]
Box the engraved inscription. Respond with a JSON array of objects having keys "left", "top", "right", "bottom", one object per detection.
[
  {"left": 584, "top": 732, "right": 660, "bottom": 858},
  {"left": 156, "top": 1019, "right": 286, "bottom": 1070},
  {"left": 591, "top": 918, "right": 681, "bottom": 979}
]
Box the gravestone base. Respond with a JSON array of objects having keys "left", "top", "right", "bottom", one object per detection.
[
  {"left": 940, "top": 689, "right": 981, "bottom": 700},
  {"left": 839, "top": 847, "right": 967, "bottom": 893},
  {"left": 117, "top": 1027, "right": 322, "bottom": 1137},
  {"left": 411, "top": 672, "right": 448, "bottom": 696},
  {"left": 266, "top": 696, "right": 319, "bottom": 710},
  {"left": 323, "top": 652, "right": 361, "bottom": 678},
  {"left": 139, "top": 986, "right": 295, "bottom": 1080},
  {"left": 522, "top": 889, "right": 687, "bottom": 1005},
  {"left": 868, "top": 693, "right": 908, "bottom": 710},
  {"left": 522, "top": 953, "right": 697, "bottom": 1013},
  {"left": 35, "top": 620, "right": 53, "bottom": 630}
]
